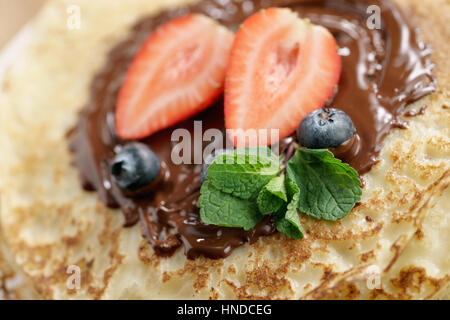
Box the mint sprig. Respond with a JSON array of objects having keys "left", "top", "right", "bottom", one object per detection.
[{"left": 198, "top": 146, "right": 362, "bottom": 239}]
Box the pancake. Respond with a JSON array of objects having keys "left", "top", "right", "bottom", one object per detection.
[
  {"left": 0, "top": 0, "right": 449, "bottom": 299},
  {"left": 0, "top": 218, "right": 37, "bottom": 299}
]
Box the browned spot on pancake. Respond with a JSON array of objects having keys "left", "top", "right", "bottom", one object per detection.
[
  {"left": 193, "top": 273, "right": 209, "bottom": 292},
  {"left": 209, "top": 287, "right": 219, "bottom": 300},
  {"left": 137, "top": 240, "right": 161, "bottom": 268},
  {"left": 227, "top": 265, "right": 236, "bottom": 275},
  {"left": 307, "top": 221, "right": 384, "bottom": 241},
  {"left": 360, "top": 250, "right": 376, "bottom": 263},
  {"left": 222, "top": 278, "right": 286, "bottom": 300},
  {"left": 161, "top": 272, "right": 170, "bottom": 283},
  {"left": 414, "top": 228, "right": 424, "bottom": 240},
  {"left": 302, "top": 265, "right": 369, "bottom": 300},
  {"left": 327, "top": 283, "right": 361, "bottom": 300},
  {"left": 61, "top": 228, "right": 86, "bottom": 248},
  {"left": 392, "top": 267, "right": 427, "bottom": 292},
  {"left": 245, "top": 265, "right": 293, "bottom": 297},
  {"left": 0, "top": 267, "right": 30, "bottom": 299},
  {"left": 160, "top": 259, "right": 223, "bottom": 293},
  {"left": 320, "top": 266, "right": 336, "bottom": 282},
  {"left": 390, "top": 266, "right": 449, "bottom": 299}
]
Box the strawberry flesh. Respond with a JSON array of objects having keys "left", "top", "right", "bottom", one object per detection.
[
  {"left": 116, "top": 14, "right": 234, "bottom": 140},
  {"left": 225, "top": 8, "right": 341, "bottom": 147}
]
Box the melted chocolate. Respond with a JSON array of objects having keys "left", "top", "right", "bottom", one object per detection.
[
  {"left": 69, "top": 0, "right": 435, "bottom": 259},
  {"left": 403, "top": 105, "right": 427, "bottom": 117}
]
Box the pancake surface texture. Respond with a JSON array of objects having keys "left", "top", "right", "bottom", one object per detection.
[{"left": 0, "top": 0, "right": 449, "bottom": 299}]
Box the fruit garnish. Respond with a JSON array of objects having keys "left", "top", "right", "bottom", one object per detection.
[
  {"left": 116, "top": 14, "right": 234, "bottom": 140},
  {"left": 297, "top": 108, "right": 356, "bottom": 149},
  {"left": 111, "top": 143, "right": 161, "bottom": 192},
  {"left": 225, "top": 8, "right": 341, "bottom": 146}
]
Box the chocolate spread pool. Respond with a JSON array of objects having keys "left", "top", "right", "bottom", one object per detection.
[{"left": 69, "top": 0, "right": 435, "bottom": 259}]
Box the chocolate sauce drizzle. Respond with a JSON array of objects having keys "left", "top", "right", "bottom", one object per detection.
[{"left": 69, "top": 0, "right": 435, "bottom": 259}]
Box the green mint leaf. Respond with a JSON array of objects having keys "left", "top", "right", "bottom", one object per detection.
[
  {"left": 198, "top": 180, "right": 264, "bottom": 231},
  {"left": 274, "top": 179, "right": 303, "bottom": 239},
  {"left": 285, "top": 176, "right": 300, "bottom": 199},
  {"left": 206, "top": 147, "right": 281, "bottom": 199},
  {"left": 257, "top": 175, "right": 287, "bottom": 215},
  {"left": 275, "top": 212, "right": 303, "bottom": 240},
  {"left": 264, "top": 175, "right": 288, "bottom": 202},
  {"left": 286, "top": 148, "right": 362, "bottom": 221}
]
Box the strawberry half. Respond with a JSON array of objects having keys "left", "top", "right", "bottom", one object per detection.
[
  {"left": 225, "top": 8, "right": 341, "bottom": 147},
  {"left": 116, "top": 14, "right": 234, "bottom": 140}
]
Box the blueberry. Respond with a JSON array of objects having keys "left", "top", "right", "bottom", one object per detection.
[
  {"left": 297, "top": 108, "right": 356, "bottom": 149},
  {"left": 111, "top": 142, "right": 160, "bottom": 191},
  {"left": 200, "top": 149, "right": 228, "bottom": 184}
]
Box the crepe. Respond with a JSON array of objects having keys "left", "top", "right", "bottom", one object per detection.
[{"left": 0, "top": 0, "right": 448, "bottom": 299}]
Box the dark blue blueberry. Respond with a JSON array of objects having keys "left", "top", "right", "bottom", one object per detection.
[
  {"left": 200, "top": 149, "right": 228, "bottom": 184},
  {"left": 297, "top": 108, "right": 356, "bottom": 149},
  {"left": 111, "top": 142, "right": 160, "bottom": 191}
]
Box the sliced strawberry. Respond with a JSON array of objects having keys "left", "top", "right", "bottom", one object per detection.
[
  {"left": 225, "top": 8, "right": 341, "bottom": 147},
  {"left": 116, "top": 14, "right": 234, "bottom": 140}
]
